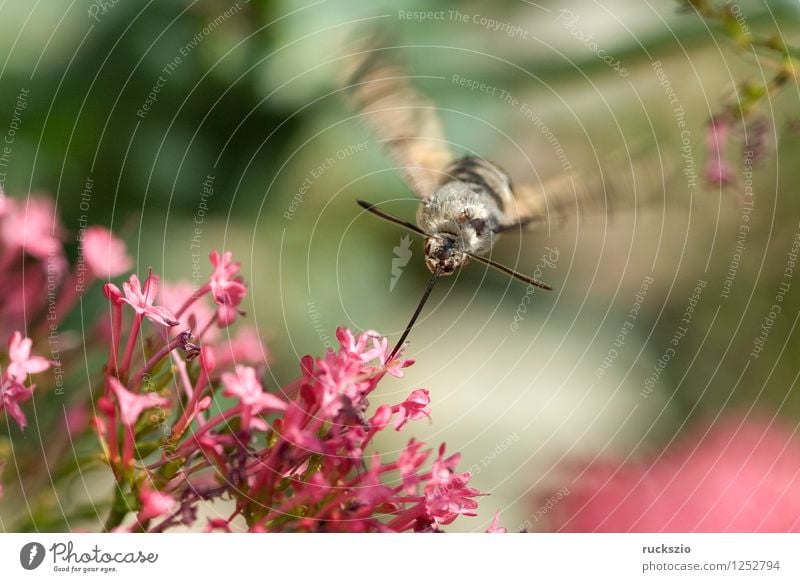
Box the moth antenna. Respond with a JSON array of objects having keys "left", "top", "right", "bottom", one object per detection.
[
  {"left": 388, "top": 262, "right": 443, "bottom": 361},
  {"left": 357, "top": 199, "right": 428, "bottom": 237},
  {"left": 463, "top": 251, "right": 553, "bottom": 290}
]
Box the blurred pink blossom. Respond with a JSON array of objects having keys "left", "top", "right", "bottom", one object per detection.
[
  {"left": 82, "top": 226, "right": 133, "bottom": 279},
  {"left": 704, "top": 116, "right": 734, "bottom": 187},
  {"left": 213, "top": 326, "right": 268, "bottom": 369},
  {"left": 160, "top": 280, "right": 218, "bottom": 340},
  {"left": 1, "top": 195, "right": 65, "bottom": 262},
  {"left": 538, "top": 417, "right": 800, "bottom": 532},
  {"left": 65, "top": 404, "right": 90, "bottom": 438}
]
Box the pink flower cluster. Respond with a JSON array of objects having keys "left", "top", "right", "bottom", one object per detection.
[
  {"left": 111, "top": 322, "right": 485, "bottom": 532},
  {"left": 0, "top": 190, "right": 494, "bottom": 532},
  {"left": 704, "top": 115, "right": 734, "bottom": 187},
  {"left": 703, "top": 114, "right": 771, "bottom": 193},
  {"left": 536, "top": 417, "right": 800, "bottom": 532},
  {"left": 0, "top": 189, "right": 134, "bottom": 431}
]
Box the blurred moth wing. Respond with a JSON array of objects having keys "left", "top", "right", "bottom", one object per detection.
[
  {"left": 344, "top": 33, "right": 454, "bottom": 200},
  {"left": 500, "top": 145, "right": 672, "bottom": 232}
]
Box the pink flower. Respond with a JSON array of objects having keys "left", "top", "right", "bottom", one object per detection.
[
  {"left": 1, "top": 195, "right": 65, "bottom": 262},
  {"left": 705, "top": 115, "right": 733, "bottom": 187},
  {"left": 392, "top": 389, "right": 431, "bottom": 430},
  {"left": 82, "top": 227, "right": 133, "bottom": 279},
  {"left": 368, "top": 405, "right": 393, "bottom": 432},
  {"left": 337, "top": 327, "right": 379, "bottom": 360},
  {"left": 221, "top": 365, "right": 287, "bottom": 431},
  {"left": 137, "top": 483, "right": 176, "bottom": 522},
  {"left": 486, "top": 511, "right": 507, "bottom": 533},
  {"left": 363, "top": 334, "right": 414, "bottom": 377},
  {"left": 209, "top": 250, "right": 246, "bottom": 309},
  {"left": 0, "top": 331, "right": 50, "bottom": 430},
  {"left": 423, "top": 446, "right": 482, "bottom": 526},
  {"left": 6, "top": 331, "right": 50, "bottom": 383},
  {"left": 120, "top": 273, "right": 179, "bottom": 327},
  {"left": 0, "top": 331, "right": 49, "bottom": 429},
  {"left": 539, "top": 416, "right": 800, "bottom": 532},
  {"left": 108, "top": 376, "right": 170, "bottom": 427},
  {"left": 424, "top": 470, "right": 481, "bottom": 526}
]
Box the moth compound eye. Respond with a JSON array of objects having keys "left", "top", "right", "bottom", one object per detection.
[{"left": 470, "top": 218, "right": 486, "bottom": 236}]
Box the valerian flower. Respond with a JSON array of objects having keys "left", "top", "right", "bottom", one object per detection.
[
  {"left": 120, "top": 272, "right": 179, "bottom": 327},
  {"left": 107, "top": 377, "right": 170, "bottom": 428},
  {"left": 392, "top": 388, "right": 431, "bottom": 430},
  {"left": 7, "top": 331, "right": 50, "bottom": 383},
  {"left": 221, "top": 365, "right": 287, "bottom": 431},
  {"left": 0, "top": 332, "right": 51, "bottom": 430},
  {"left": 208, "top": 250, "right": 246, "bottom": 326},
  {"left": 704, "top": 115, "right": 733, "bottom": 187},
  {"left": 423, "top": 446, "right": 483, "bottom": 526}
]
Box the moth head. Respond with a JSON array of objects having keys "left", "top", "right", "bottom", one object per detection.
[{"left": 423, "top": 235, "right": 469, "bottom": 275}]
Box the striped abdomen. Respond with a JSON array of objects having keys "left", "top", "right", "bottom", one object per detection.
[{"left": 442, "top": 156, "right": 515, "bottom": 213}]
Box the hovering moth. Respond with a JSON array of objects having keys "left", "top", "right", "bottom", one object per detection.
[{"left": 344, "top": 34, "right": 665, "bottom": 359}]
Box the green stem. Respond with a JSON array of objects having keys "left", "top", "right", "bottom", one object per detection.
[{"left": 103, "top": 489, "right": 131, "bottom": 532}]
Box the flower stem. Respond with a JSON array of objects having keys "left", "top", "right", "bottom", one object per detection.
[{"left": 119, "top": 313, "right": 142, "bottom": 381}]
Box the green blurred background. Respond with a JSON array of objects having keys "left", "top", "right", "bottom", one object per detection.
[{"left": 1, "top": 0, "right": 800, "bottom": 531}]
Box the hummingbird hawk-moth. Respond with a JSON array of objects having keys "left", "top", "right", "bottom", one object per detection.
[{"left": 344, "top": 34, "right": 666, "bottom": 359}]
